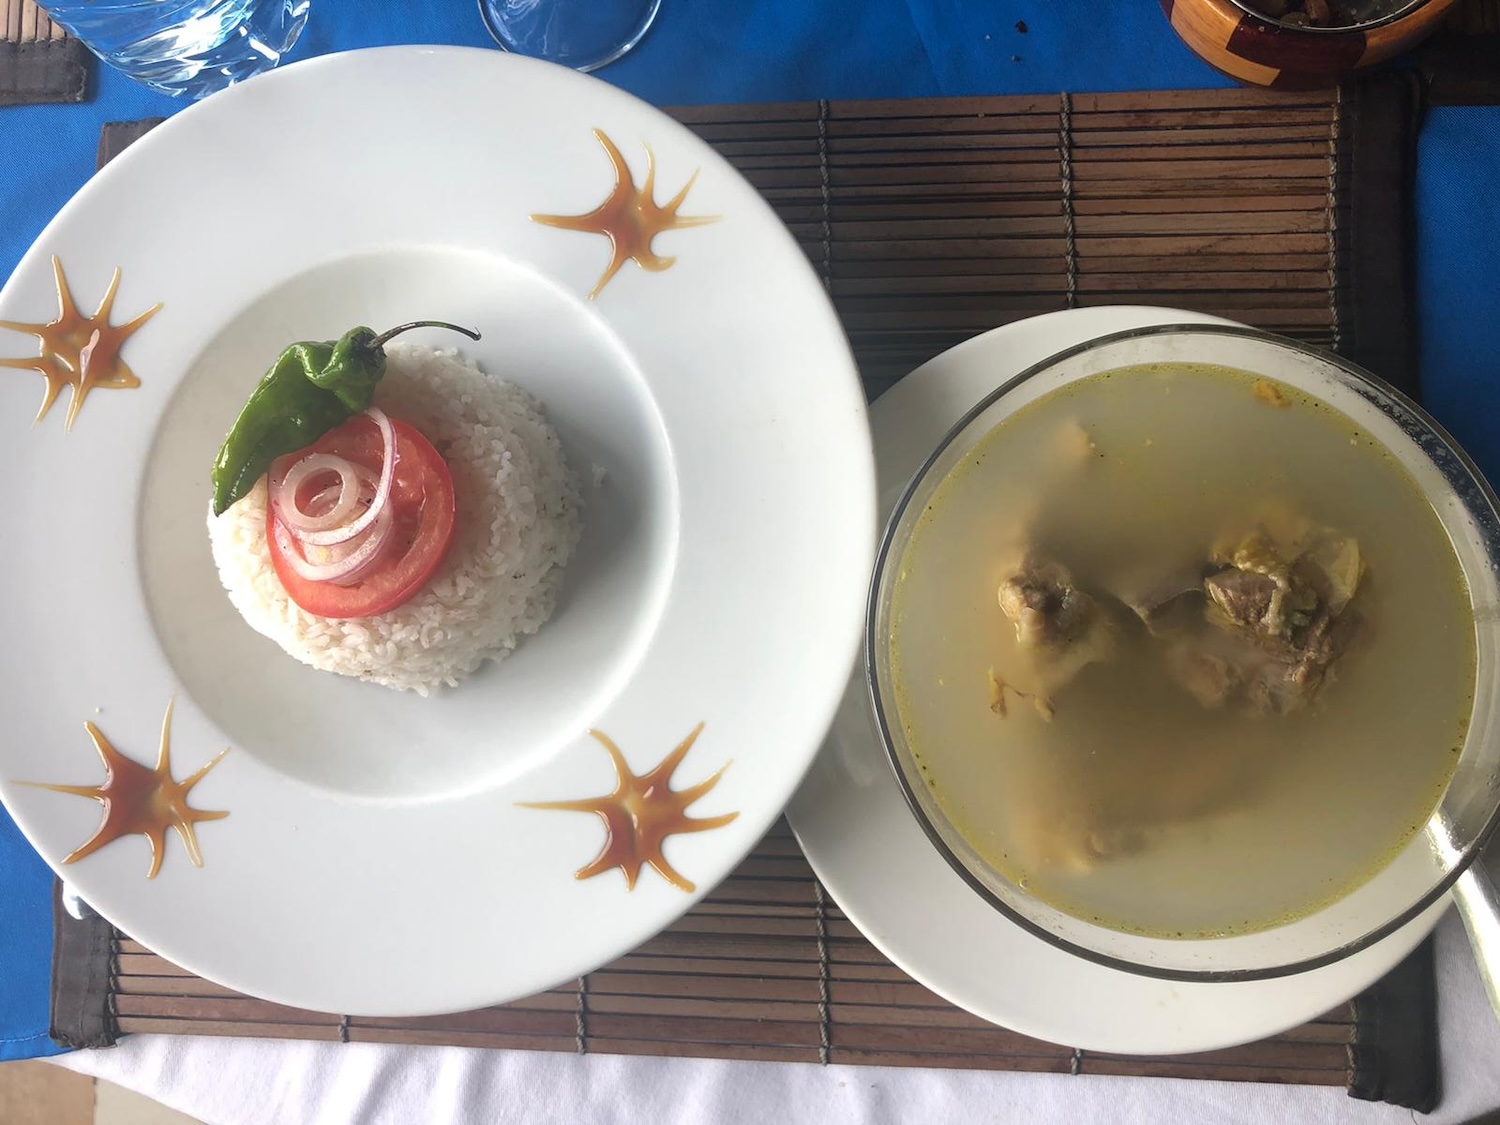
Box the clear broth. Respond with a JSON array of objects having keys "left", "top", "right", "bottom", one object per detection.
[{"left": 890, "top": 362, "right": 1475, "bottom": 937}]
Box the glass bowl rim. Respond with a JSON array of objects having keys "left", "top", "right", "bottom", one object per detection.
[{"left": 865, "top": 321, "right": 1500, "bottom": 983}]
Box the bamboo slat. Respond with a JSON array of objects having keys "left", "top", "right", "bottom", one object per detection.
[
  {"left": 2, "top": 0, "right": 58, "bottom": 44},
  {"left": 2, "top": 1, "right": 88, "bottom": 107}
]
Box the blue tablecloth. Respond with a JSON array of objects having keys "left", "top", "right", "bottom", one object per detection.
[{"left": 1, "top": 0, "right": 1493, "bottom": 1062}]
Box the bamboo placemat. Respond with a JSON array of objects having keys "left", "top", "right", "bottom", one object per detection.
[
  {"left": 54, "top": 77, "right": 1438, "bottom": 1111},
  {"left": 674, "top": 80, "right": 1420, "bottom": 399},
  {"left": 55, "top": 822, "right": 1438, "bottom": 1102},
  {"left": 0, "top": 0, "right": 88, "bottom": 105}
]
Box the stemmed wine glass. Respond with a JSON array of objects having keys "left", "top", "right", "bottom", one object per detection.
[{"left": 479, "top": 0, "right": 661, "bottom": 72}]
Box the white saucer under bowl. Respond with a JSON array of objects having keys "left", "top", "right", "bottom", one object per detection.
[{"left": 786, "top": 305, "right": 1448, "bottom": 1055}]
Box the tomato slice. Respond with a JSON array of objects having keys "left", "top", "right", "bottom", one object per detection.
[{"left": 266, "top": 415, "right": 457, "bottom": 619}]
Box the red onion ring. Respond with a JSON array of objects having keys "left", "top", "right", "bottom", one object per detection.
[
  {"left": 327, "top": 501, "right": 395, "bottom": 587},
  {"left": 271, "top": 496, "right": 394, "bottom": 586},
  {"left": 269, "top": 408, "right": 397, "bottom": 547},
  {"left": 271, "top": 453, "right": 362, "bottom": 533},
  {"left": 265, "top": 408, "right": 403, "bottom": 589}
]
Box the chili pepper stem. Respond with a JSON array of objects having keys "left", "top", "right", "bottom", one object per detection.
[{"left": 369, "top": 321, "right": 482, "bottom": 350}]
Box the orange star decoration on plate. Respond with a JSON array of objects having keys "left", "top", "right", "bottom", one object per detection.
[
  {"left": 532, "top": 129, "right": 718, "bottom": 299},
  {"left": 0, "top": 255, "right": 161, "bottom": 431},
  {"left": 18, "top": 698, "right": 229, "bottom": 879},
  {"left": 521, "top": 723, "right": 738, "bottom": 892}
]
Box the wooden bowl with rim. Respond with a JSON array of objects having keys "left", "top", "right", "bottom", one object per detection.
[{"left": 1160, "top": 0, "right": 1459, "bottom": 87}]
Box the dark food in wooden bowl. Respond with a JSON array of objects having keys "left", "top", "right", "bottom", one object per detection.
[{"left": 1160, "top": 0, "right": 1458, "bottom": 87}]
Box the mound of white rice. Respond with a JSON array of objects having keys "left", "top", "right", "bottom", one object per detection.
[{"left": 208, "top": 343, "right": 582, "bottom": 695}]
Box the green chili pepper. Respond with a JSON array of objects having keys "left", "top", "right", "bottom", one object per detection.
[{"left": 210, "top": 320, "right": 480, "bottom": 516}]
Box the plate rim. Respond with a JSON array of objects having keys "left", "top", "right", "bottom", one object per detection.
[{"left": 0, "top": 45, "right": 877, "bottom": 1016}]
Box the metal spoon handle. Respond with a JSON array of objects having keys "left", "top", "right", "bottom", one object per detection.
[{"left": 1453, "top": 864, "right": 1500, "bottom": 1024}]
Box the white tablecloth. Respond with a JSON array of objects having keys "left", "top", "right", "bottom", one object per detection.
[{"left": 51, "top": 908, "right": 1500, "bottom": 1125}]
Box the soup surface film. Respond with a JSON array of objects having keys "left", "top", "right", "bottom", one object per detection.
[{"left": 890, "top": 362, "right": 1475, "bottom": 937}]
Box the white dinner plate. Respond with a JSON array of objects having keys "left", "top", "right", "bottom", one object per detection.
[
  {"left": 787, "top": 306, "right": 1448, "bottom": 1055},
  {"left": 0, "top": 47, "right": 874, "bottom": 1015}
]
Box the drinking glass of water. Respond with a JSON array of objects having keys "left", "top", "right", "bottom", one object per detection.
[
  {"left": 479, "top": 0, "right": 660, "bottom": 72},
  {"left": 36, "top": 0, "right": 311, "bottom": 100}
]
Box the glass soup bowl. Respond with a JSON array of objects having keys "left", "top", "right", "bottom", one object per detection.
[{"left": 868, "top": 324, "right": 1500, "bottom": 981}]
